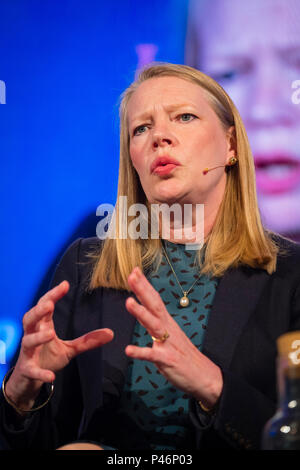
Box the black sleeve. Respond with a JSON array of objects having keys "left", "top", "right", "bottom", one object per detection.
[
  {"left": 0, "top": 238, "right": 84, "bottom": 450},
  {"left": 189, "top": 366, "right": 276, "bottom": 450},
  {"left": 189, "top": 278, "right": 300, "bottom": 450}
]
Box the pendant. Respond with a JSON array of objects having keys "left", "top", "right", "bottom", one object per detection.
[{"left": 180, "top": 294, "right": 189, "bottom": 307}]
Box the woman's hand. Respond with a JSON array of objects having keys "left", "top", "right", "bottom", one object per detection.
[
  {"left": 5, "top": 281, "right": 114, "bottom": 413},
  {"left": 125, "top": 267, "right": 223, "bottom": 410}
]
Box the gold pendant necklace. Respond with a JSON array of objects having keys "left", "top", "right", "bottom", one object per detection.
[{"left": 162, "top": 244, "right": 201, "bottom": 308}]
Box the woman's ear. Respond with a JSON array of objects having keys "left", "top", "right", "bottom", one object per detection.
[{"left": 226, "top": 126, "right": 237, "bottom": 158}]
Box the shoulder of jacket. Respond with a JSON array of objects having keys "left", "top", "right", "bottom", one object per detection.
[
  {"left": 270, "top": 233, "right": 300, "bottom": 277},
  {"left": 79, "top": 236, "right": 103, "bottom": 250},
  {"left": 75, "top": 237, "right": 103, "bottom": 265},
  {"left": 272, "top": 233, "right": 300, "bottom": 256}
]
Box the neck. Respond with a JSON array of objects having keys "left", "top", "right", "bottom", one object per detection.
[
  {"left": 155, "top": 202, "right": 219, "bottom": 245},
  {"left": 155, "top": 189, "right": 224, "bottom": 245}
]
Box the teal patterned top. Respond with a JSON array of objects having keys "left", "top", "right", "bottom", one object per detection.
[{"left": 114, "top": 240, "right": 219, "bottom": 450}]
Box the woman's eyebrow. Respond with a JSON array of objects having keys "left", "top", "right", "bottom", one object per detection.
[{"left": 130, "top": 103, "right": 197, "bottom": 124}]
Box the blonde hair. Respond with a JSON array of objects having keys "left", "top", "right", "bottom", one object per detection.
[{"left": 89, "top": 63, "right": 279, "bottom": 291}]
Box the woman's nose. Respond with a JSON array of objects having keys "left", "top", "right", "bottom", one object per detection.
[
  {"left": 245, "top": 56, "right": 293, "bottom": 128},
  {"left": 152, "top": 124, "right": 176, "bottom": 149},
  {"left": 153, "top": 135, "right": 172, "bottom": 148}
]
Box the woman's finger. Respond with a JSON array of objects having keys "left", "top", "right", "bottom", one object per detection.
[
  {"left": 128, "top": 267, "right": 165, "bottom": 317},
  {"left": 37, "top": 280, "right": 69, "bottom": 306},
  {"left": 125, "top": 345, "right": 170, "bottom": 367},
  {"left": 23, "top": 281, "right": 69, "bottom": 334},
  {"left": 125, "top": 345, "right": 155, "bottom": 362},
  {"left": 23, "top": 301, "right": 54, "bottom": 334},
  {"left": 21, "top": 364, "right": 56, "bottom": 383},
  {"left": 66, "top": 328, "right": 114, "bottom": 360},
  {"left": 125, "top": 297, "right": 163, "bottom": 338},
  {"left": 22, "top": 329, "right": 55, "bottom": 351}
]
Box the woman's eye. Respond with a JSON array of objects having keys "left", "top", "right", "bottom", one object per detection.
[
  {"left": 213, "top": 70, "right": 238, "bottom": 82},
  {"left": 133, "top": 124, "right": 148, "bottom": 136},
  {"left": 211, "top": 62, "right": 252, "bottom": 83},
  {"left": 179, "top": 113, "right": 196, "bottom": 122}
]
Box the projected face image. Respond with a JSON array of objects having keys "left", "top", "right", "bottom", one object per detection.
[{"left": 186, "top": 0, "right": 300, "bottom": 237}]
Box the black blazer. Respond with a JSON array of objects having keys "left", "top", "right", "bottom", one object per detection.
[{"left": 1, "top": 236, "right": 300, "bottom": 450}]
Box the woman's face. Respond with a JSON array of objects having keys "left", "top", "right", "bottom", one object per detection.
[
  {"left": 127, "top": 76, "right": 235, "bottom": 210},
  {"left": 188, "top": 0, "right": 300, "bottom": 235}
]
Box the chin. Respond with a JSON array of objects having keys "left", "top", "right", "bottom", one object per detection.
[
  {"left": 149, "top": 180, "right": 186, "bottom": 204},
  {"left": 151, "top": 192, "right": 184, "bottom": 205}
]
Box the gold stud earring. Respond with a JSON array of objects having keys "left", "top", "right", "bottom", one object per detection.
[{"left": 227, "top": 156, "right": 238, "bottom": 166}]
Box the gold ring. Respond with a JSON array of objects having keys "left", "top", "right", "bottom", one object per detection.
[{"left": 151, "top": 331, "right": 169, "bottom": 343}]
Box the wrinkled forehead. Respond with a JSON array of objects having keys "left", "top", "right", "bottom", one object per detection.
[
  {"left": 193, "top": 0, "right": 300, "bottom": 52},
  {"left": 126, "top": 76, "right": 214, "bottom": 121}
]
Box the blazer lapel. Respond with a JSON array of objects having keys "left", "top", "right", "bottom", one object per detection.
[
  {"left": 75, "top": 287, "right": 135, "bottom": 429},
  {"left": 73, "top": 287, "right": 104, "bottom": 427},
  {"left": 100, "top": 288, "right": 136, "bottom": 398},
  {"left": 202, "top": 266, "right": 270, "bottom": 370}
]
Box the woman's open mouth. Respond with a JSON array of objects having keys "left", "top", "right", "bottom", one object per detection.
[
  {"left": 153, "top": 163, "right": 179, "bottom": 175},
  {"left": 254, "top": 154, "right": 300, "bottom": 194},
  {"left": 151, "top": 156, "right": 181, "bottom": 176}
]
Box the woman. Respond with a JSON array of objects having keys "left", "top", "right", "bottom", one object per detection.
[
  {"left": 185, "top": 0, "right": 300, "bottom": 240},
  {"left": 1, "top": 63, "right": 300, "bottom": 450}
]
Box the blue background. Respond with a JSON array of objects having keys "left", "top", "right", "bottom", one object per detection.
[
  {"left": 1, "top": 0, "right": 299, "bottom": 385},
  {"left": 0, "top": 0, "right": 189, "bottom": 380}
]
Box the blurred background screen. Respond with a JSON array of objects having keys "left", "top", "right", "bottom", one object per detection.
[{"left": 1, "top": 0, "right": 300, "bottom": 382}]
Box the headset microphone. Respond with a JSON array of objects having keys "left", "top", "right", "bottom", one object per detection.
[{"left": 202, "top": 156, "right": 238, "bottom": 175}]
